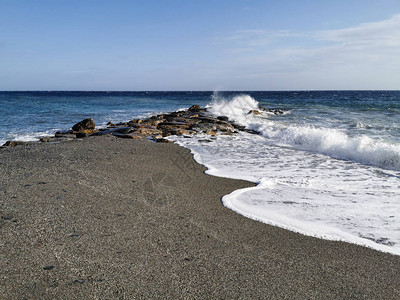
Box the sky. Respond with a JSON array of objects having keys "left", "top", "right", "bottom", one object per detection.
[{"left": 1, "top": 0, "right": 400, "bottom": 91}]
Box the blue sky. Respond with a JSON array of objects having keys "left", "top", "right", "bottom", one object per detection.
[{"left": 1, "top": 0, "right": 400, "bottom": 90}]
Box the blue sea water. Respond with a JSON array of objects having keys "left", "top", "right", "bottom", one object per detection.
[
  {"left": 1, "top": 91, "right": 400, "bottom": 255},
  {"left": 1, "top": 91, "right": 400, "bottom": 147},
  {"left": 0, "top": 91, "right": 212, "bottom": 144}
]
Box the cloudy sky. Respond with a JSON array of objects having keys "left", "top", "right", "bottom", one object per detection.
[{"left": 1, "top": 0, "right": 400, "bottom": 90}]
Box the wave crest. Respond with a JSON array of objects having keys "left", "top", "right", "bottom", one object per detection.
[{"left": 208, "top": 94, "right": 400, "bottom": 171}]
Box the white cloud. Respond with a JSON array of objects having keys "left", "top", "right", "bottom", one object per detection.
[
  {"left": 221, "top": 29, "right": 299, "bottom": 50},
  {"left": 316, "top": 14, "right": 400, "bottom": 46},
  {"left": 211, "top": 14, "right": 400, "bottom": 89}
]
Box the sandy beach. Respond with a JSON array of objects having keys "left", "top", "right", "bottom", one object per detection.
[{"left": 1, "top": 135, "right": 399, "bottom": 299}]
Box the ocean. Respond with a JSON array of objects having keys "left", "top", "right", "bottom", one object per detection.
[{"left": 1, "top": 91, "right": 399, "bottom": 255}]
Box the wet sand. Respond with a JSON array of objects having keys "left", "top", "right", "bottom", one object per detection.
[{"left": 1, "top": 135, "right": 399, "bottom": 299}]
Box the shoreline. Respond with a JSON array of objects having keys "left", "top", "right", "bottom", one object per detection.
[{"left": 1, "top": 135, "right": 400, "bottom": 298}]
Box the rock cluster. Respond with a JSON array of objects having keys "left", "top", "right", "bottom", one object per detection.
[
  {"left": 87, "top": 105, "right": 242, "bottom": 142},
  {"left": 1, "top": 105, "right": 282, "bottom": 147}
]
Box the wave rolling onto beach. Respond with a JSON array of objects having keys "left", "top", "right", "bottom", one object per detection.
[{"left": 172, "top": 92, "right": 400, "bottom": 255}]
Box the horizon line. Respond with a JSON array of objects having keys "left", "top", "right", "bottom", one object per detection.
[{"left": 1, "top": 89, "right": 400, "bottom": 93}]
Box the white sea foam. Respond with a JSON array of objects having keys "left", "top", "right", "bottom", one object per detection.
[
  {"left": 169, "top": 94, "right": 400, "bottom": 255},
  {"left": 207, "top": 95, "right": 400, "bottom": 171},
  {"left": 171, "top": 133, "right": 400, "bottom": 255},
  {"left": 0, "top": 129, "right": 60, "bottom": 145}
]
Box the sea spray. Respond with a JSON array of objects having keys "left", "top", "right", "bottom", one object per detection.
[{"left": 207, "top": 94, "right": 400, "bottom": 171}]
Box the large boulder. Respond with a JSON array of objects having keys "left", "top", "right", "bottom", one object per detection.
[
  {"left": 72, "top": 118, "right": 95, "bottom": 132},
  {"left": 188, "top": 105, "right": 201, "bottom": 112}
]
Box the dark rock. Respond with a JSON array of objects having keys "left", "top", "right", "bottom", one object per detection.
[
  {"left": 153, "top": 138, "right": 171, "bottom": 143},
  {"left": 231, "top": 123, "right": 246, "bottom": 130},
  {"left": 178, "top": 112, "right": 200, "bottom": 119},
  {"left": 73, "top": 129, "right": 96, "bottom": 135},
  {"left": 197, "top": 117, "right": 219, "bottom": 123},
  {"left": 244, "top": 129, "right": 260, "bottom": 135},
  {"left": 188, "top": 105, "right": 201, "bottom": 112},
  {"left": 165, "top": 117, "right": 189, "bottom": 123},
  {"left": 198, "top": 139, "right": 212, "bottom": 143},
  {"left": 157, "top": 122, "right": 191, "bottom": 131},
  {"left": 43, "top": 265, "right": 55, "bottom": 270},
  {"left": 115, "top": 127, "right": 134, "bottom": 134},
  {"left": 163, "top": 111, "right": 183, "bottom": 118},
  {"left": 259, "top": 107, "right": 284, "bottom": 115},
  {"left": 167, "top": 117, "right": 199, "bottom": 125},
  {"left": 217, "top": 116, "right": 229, "bottom": 121},
  {"left": 164, "top": 129, "right": 195, "bottom": 136},
  {"left": 140, "top": 119, "right": 166, "bottom": 127},
  {"left": 128, "top": 119, "right": 143, "bottom": 124},
  {"left": 136, "top": 127, "right": 162, "bottom": 135},
  {"left": 76, "top": 132, "right": 88, "bottom": 138},
  {"left": 72, "top": 118, "right": 95, "bottom": 131},
  {"left": 248, "top": 110, "right": 262, "bottom": 115},
  {"left": 190, "top": 123, "right": 217, "bottom": 133},
  {"left": 164, "top": 116, "right": 177, "bottom": 122}
]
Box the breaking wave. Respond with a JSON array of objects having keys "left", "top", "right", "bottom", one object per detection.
[{"left": 207, "top": 94, "right": 400, "bottom": 171}]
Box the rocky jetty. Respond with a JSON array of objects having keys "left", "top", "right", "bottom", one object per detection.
[{"left": 1, "top": 105, "right": 282, "bottom": 147}]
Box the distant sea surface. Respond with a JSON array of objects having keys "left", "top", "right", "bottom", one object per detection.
[{"left": 1, "top": 91, "right": 400, "bottom": 255}]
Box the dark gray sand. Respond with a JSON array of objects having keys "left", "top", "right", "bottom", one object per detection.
[{"left": 1, "top": 135, "right": 399, "bottom": 299}]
